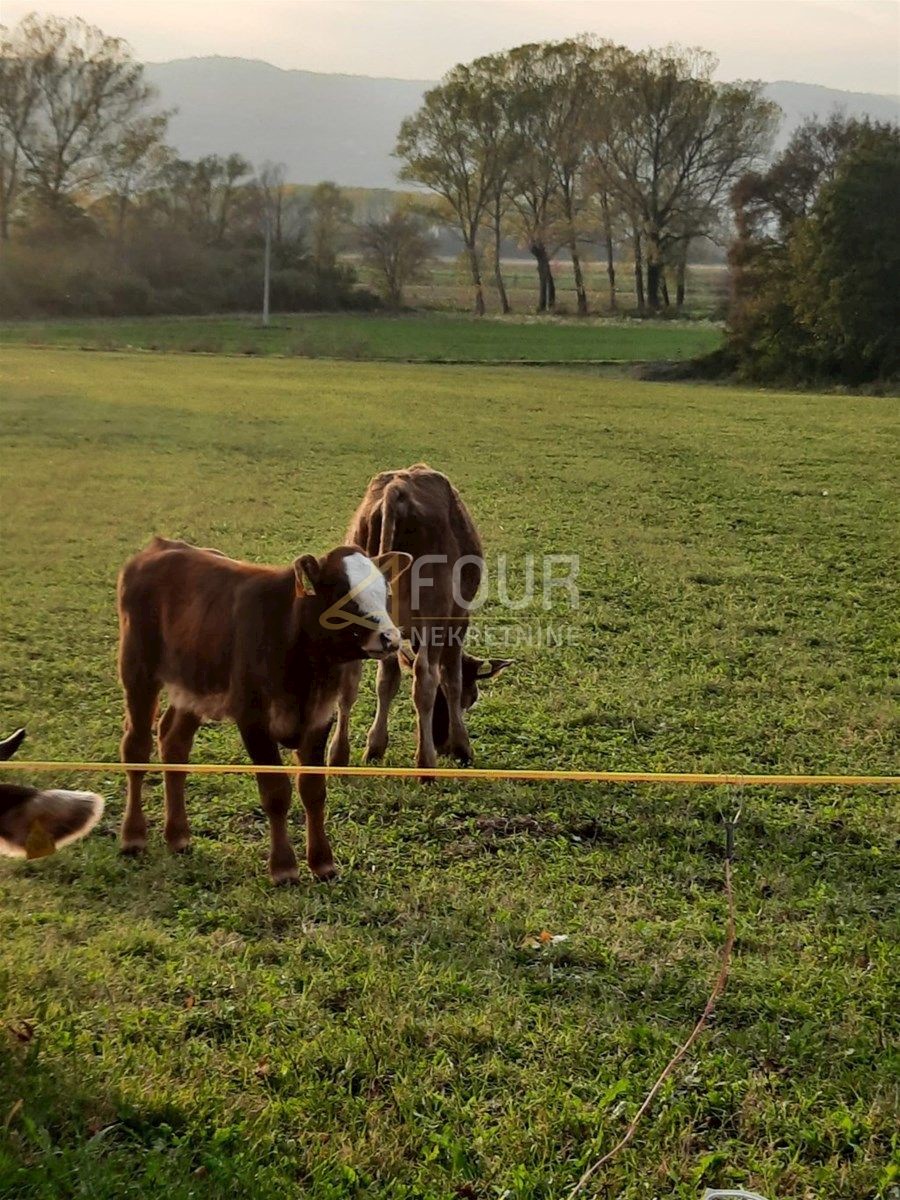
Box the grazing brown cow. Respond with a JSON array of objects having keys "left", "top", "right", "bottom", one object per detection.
[
  {"left": 0, "top": 728, "right": 104, "bottom": 859},
  {"left": 117, "top": 537, "right": 410, "bottom": 883},
  {"left": 328, "top": 466, "right": 510, "bottom": 773}
]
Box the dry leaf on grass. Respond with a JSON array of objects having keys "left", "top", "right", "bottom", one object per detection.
[{"left": 519, "top": 931, "right": 570, "bottom": 950}]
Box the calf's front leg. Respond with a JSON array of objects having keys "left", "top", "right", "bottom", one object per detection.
[
  {"left": 239, "top": 724, "right": 299, "bottom": 885},
  {"left": 299, "top": 723, "right": 336, "bottom": 881}
]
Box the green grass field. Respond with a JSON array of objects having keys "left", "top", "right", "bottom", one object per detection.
[
  {"left": 0, "top": 348, "right": 897, "bottom": 1199},
  {"left": 0, "top": 311, "right": 722, "bottom": 364}
]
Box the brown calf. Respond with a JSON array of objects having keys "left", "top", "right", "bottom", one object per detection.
[
  {"left": 117, "top": 537, "right": 410, "bottom": 882},
  {"left": 328, "top": 466, "right": 510, "bottom": 773},
  {"left": 0, "top": 728, "right": 104, "bottom": 859}
]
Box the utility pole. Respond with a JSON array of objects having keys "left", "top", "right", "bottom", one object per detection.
[{"left": 262, "top": 206, "right": 271, "bottom": 327}]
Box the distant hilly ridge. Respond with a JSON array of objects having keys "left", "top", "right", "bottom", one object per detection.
[{"left": 146, "top": 56, "right": 900, "bottom": 189}]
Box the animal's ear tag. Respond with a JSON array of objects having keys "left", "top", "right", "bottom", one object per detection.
[{"left": 24, "top": 819, "right": 56, "bottom": 860}]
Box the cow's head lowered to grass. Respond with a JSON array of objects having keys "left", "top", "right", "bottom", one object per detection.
[{"left": 0, "top": 729, "right": 105, "bottom": 859}]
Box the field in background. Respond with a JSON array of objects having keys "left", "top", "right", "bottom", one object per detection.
[
  {"left": 0, "top": 312, "right": 722, "bottom": 363},
  {"left": 401, "top": 261, "right": 730, "bottom": 317},
  {"left": 1, "top": 348, "right": 897, "bottom": 1199}
]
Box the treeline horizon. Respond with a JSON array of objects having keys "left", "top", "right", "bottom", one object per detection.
[
  {"left": 1, "top": 13, "right": 897, "bottom": 382},
  {"left": 0, "top": 15, "right": 446, "bottom": 316},
  {"left": 1, "top": 14, "right": 763, "bottom": 321},
  {"left": 395, "top": 38, "right": 779, "bottom": 316}
]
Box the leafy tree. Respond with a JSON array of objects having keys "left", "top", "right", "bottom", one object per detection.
[
  {"left": 728, "top": 116, "right": 898, "bottom": 381},
  {"left": 788, "top": 130, "right": 900, "bottom": 379},
  {"left": 397, "top": 63, "right": 508, "bottom": 315},
  {"left": 357, "top": 207, "right": 434, "bottom": 308},
  {"left": 308, "top": 180, "right": 352, "bottom": 273}
]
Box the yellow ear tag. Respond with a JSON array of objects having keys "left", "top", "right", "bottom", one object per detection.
[{"left": 24, "top": 819, "right": 57, "bottom": 860}]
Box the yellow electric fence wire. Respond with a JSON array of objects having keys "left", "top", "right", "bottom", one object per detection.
[{"left": 0, "top": 761, "right": 897, "bottom": 786}]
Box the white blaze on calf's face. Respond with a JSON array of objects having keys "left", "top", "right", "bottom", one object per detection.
[{"left": 343, "top": 552, "right": 401, "bottom": 655}]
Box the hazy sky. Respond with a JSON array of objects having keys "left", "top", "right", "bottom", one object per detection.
[{"left": 5, "top": 1, "right": 899, "bottom": 94}]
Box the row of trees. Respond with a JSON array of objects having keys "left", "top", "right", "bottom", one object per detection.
[
  {"left": 396, "top": 39, "right": 779, "bottom": 315},
  {"left": 0, "top": 14, "right": 435, "bottom": 315},
  {"left": 727, "top": 114, "right": 899, "bottom": 382}
]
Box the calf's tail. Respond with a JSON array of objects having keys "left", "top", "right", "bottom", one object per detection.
[{"left": 378, "top": 479, "right": 408, "bottom": 556}]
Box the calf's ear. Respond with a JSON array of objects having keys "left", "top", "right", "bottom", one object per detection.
[
  {"left": 294, "top": 554, "right": 321, "bottom": 596},
  {"left": 372, "top": 551, "right": 413, "bottom": 582}
]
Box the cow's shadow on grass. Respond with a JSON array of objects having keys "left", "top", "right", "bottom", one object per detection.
[{"left": 0, "top": 1047, "right": 258, "bottom": 1198}]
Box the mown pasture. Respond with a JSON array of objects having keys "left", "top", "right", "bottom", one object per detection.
[
  {"left": 0, "top": 311, "right": 722, "bottom": 364},
  {"left": 0, "top": 347, "right": 897, "bottom": 1199}
]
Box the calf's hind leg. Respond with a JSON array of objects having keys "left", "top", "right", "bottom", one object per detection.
[
  {"left": 327, "top": 661, "right": 362, "bottom": 767},
  {"left": 120, "top": 680, "right": 158, "bottom": 854},
  {"left": 239, "top": 725, "right": 299, "bottom": 884},
  {"left": 158, "top": 705, "right": 201, "bottom": 852},
  {"left": 364, "top": 654, "right": 402, "bottom": 763},
  {"left": 413, "top": 647, "right": 441, "bottom": 776},
  {"left": 439, "top": 646, "right": 473, "bottom": 764}
]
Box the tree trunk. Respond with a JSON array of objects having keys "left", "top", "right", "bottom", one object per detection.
[
  {"left": 466, "top": 241, "right": 486, "bottom": 316},
  {"left": 531, "top": 242, "right": 547, "bottom": 312},
  {"left": 569, "top": 238, "right": 588, "bottom": 315},
  {"left": 646, "top": 231, "right": 663, "bottom": 310},
  {"left": 115, "top": 193, "right": 129, "bottom": 248},
  {"left": 676, "top": 242, "right": 688, "bottom": 310},
  {"left": 661, "top": 271, "right": 670, "bottom": 309},
  {"left": 0, "top": 143, "right": 19, "bottom": 243},
  {"left": 601, "top": 192, "right": 616, "bottom": 311},
  {"left": 633, "top": 227, "right": 645, "bottom": 313},
  {"left": 544, "top": 249, "right": 556, "bottom": 312},
  {"left": 492, "top": 205, "right": 511, "bottom": 314}
]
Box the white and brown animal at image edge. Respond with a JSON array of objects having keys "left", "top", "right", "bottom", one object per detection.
[
  {"left": 116, "top": 537, "right": 411, "bottom": 883},
  {"left": 0, "top": 728, "right": 105, "bottom": 859},
  {"left": 328, "top": 464, "right": 511, "bottom": 773}
]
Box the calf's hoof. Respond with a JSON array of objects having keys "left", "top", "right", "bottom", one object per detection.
[
  {"left": 327, "top": 744, "right": 349, "bottom": 768},
  {"left": 312, "top": 862, "right": 338, "bottom": 883},
  {"left": 270, "top": 865, "right": 301, "bottom": 886},
  {"left": 120, "top": 839, "right": 147, "bottom": 856},
  {"left": 362, "top": 743, "right": 385, "bottom": 764},
  {"left": 166, "top": 837, "right": 192, "bottom": 855}
]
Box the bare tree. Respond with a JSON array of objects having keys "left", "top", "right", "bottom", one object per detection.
[
  {"left": 0, "top": 23, "right": 40, "bottom": 240},
  {"left": 357, "top": 207, "right": 435, "bottom": 308},
  {"left": 103, "top": 114, "right": 170, "bottom": 244},
  {"left": 258, "top": 161, "right": 287, "bottom": 248},
  {"left": 597, "top": 46, "right": 778, "bottom": 309},
  {"left": 0, "top": 14, "right": 158, "bottom": 212},
  {"left": 521, "top": 40, "right": 599, "bottom": 314},
  {"left": 503, "top": 45, "right": 564, "bottom": 313}
]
